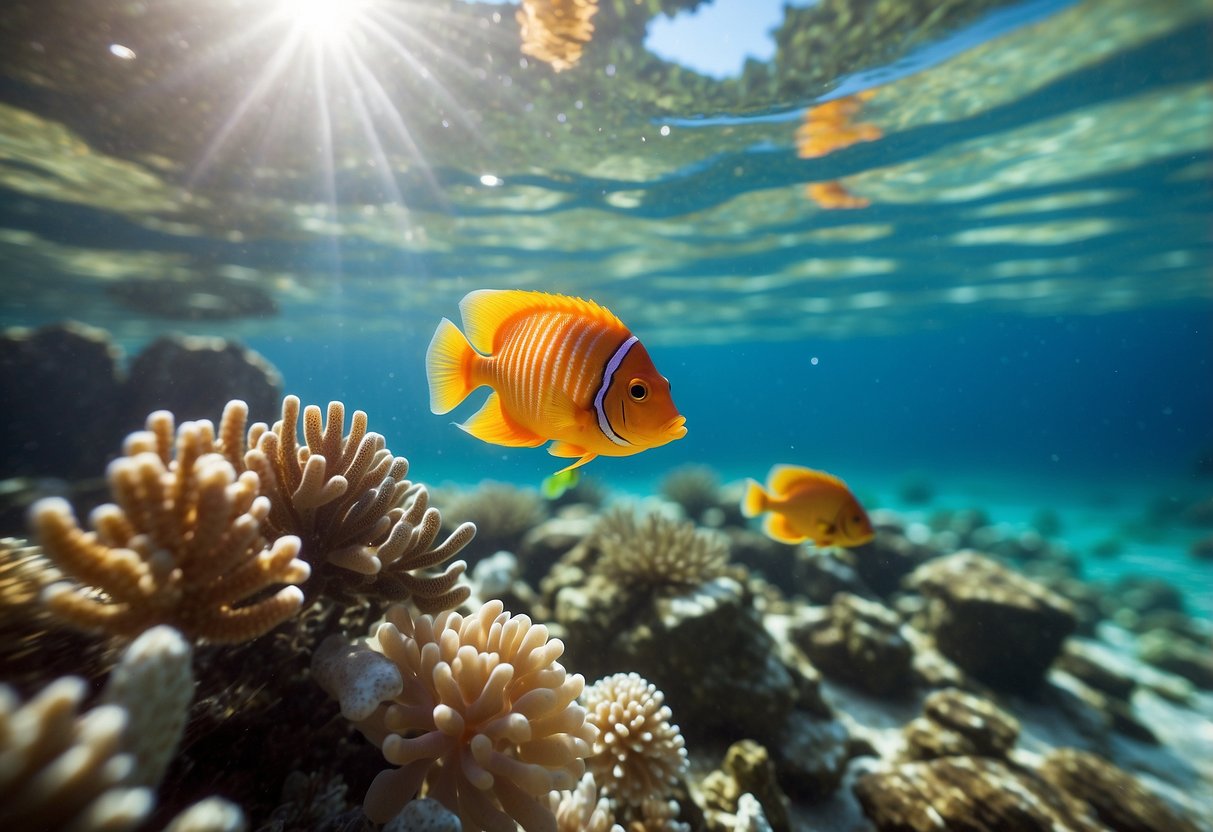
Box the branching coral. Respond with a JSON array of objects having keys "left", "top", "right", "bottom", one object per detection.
[
  {"left": 0, "top": 679, "right": 152, "bottom": 831},
  {"left": 595, "top": 505, "right": 729, "bottom": 590},
  {"left": 31, "top": 406, "right": 310, "bottom": 643},
  {"left": 243, "top": 395, "right": 473, "bottom": 612},
  {"left": 333, "top": 599, "right": 597, "bottom": 829},
  {"left": 581, "top": 673, "right": 688, "bottom": 813},
  {"left": 517, "top": 0, "right": 599, "bottom": 72},
  {"left": 441, "top": 481, "right": 547, "bottom": 564},
  {"left": 548, "top": 772, "right": 623, "bottom": 832}
]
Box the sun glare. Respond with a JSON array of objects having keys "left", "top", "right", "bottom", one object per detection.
[{"left": 279, "top": 0, "right": 364, "bottom": 41}]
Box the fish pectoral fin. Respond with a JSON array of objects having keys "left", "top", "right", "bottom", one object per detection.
[
  {"left": 457, "top": 392, "right": 545, "bottom": 448},
  {"left": 547, "top": 440, "right": 588, "bottom": 458},
  {"left": 763, "top": 513, "right": 806, "bottom": 545},
  {"left": 551, "top": 450, "right": 598, "bottom": 475},
  {"left": 538, "top": 389, "right": 586, "bottom": 435}
]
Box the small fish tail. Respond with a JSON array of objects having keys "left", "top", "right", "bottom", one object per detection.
[
  {"left": 426, "top": 318, "right": 476, "bottom": 415},
  {"left": 741, "top": 478, "right": 768, "bottom": 518}
]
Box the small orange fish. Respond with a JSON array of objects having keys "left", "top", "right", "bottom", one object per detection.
[
  {"left": 426, "top": 289, "right": 687, "bottom": 473},
  {"left": 742, "top": 465, "right": 874, "bottom": 547}
]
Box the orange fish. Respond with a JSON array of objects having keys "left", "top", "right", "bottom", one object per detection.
[
  {"left": 426, "top": 289, "right": 687, "bottom": 473},
  {"left": 742, "top": 465, "right": 874, "bottom": 547}
]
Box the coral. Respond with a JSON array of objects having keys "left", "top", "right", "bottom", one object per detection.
[
  {"left": 0, "top": 677, "right": 153, "bottom": 831},
  {"left": 700, "top": 740, "right": 790, "bottom": 832},
  {"left": 163, "top": 797, "right": 248, "bottom": 832},
  {"left": 594, "top": 506, "right": 728, "bottom": 591},
  {"left": 441, "top": 481, "right": 548, "bottom": 565},
  {"left": 582, "top": 673, "right": 688, "bottom": 812},
  {"left": 659, "top": 465, "right": 721, "bottom": 523},
  {"left": 547, "top": 772, "right": 624, "bottom": 832},
  {"left": 32, "top": 404, "right": 310, "bottom": 643},
  {"left": 901, "top": 688, "right": 1020, "bottom": 761},
  {"left": 242, "top": 396, "right": 474, "bottom": 611},
  {"left": 311, "top": 635, "right": 404, "bottom": 722},
  {"left": 100, "top": 625, "right": 193, "bottom": 787},
  {"left": 516, "top": 0, "right": 598, "bottom": 72},
  {"left": 342, "top": 599, "right": 596, "bottom": 829}
]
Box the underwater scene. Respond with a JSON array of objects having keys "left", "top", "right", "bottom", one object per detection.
[{"left": 2, "top": 0, "right": 1212, "bottom": 830}]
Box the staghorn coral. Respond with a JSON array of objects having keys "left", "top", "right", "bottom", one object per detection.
[
  {"left": 31, "top": 405, "right": 310, "bottom": 643},
  {"left": 582, "top": 673, "right": 688, "bottom": 814},
  {"left": 338, "top": 599, "right": 597, "bottom": 829},
  {"left": 243, "top": 395, "right": 473, "bottom": 612},
  {"left": 517, "top": 0, "right": 599, "bottom": 72},
  {"left": 0, "top": 677, "right": 153, "bottom": 831},
  {"left": 547, "top": 772, "right": 624, "bottom": 832},
  {"left": 595, "top": 505, "right": 729, "bottom": 591}
]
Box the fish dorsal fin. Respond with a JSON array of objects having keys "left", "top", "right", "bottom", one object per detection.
[
  {"left": 767, "top": 464, "right": 848, "bottom": 497},
  {"left": 459, "top": 289, "right": 626, "bottom": 354}
]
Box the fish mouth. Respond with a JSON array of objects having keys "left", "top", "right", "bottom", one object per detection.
[{"left": 664, "top": 415, "right": 688, "bottom": 439}]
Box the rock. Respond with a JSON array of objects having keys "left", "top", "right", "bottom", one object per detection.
[
  {"left": 903, "top": 688, "right": 1019, "bottom": 760},
  {"left": 771, "top": 711, "right": 851, "bottom": 802},
  {"left": 122, "top": 335, "right": 281, "bottom": 429},
  {"left": 908, "top": 551, "right": 1077, "bottom": 693},
  {"left": 1040, "top": 748, "right": 1202, "bottom": 832},
  {"left": 850, "top": 519, "right": 935, "bottom": 598},
  {"left": 700, "top": 740, "right": 791, "bottom": 832},
  {"left": 383, "top": 798, "right": 462, "bottom": 831},
  {"left": 518, "top": 515, "right": 592, "bottom": 586},
  {"left": 854, "top": 757, "right": 1104, "bottom": 831},
  {"left": 1138, "top": 632, "right": 1213, "bottom": 690},
  {"left": 791, "top": 593, "right": 913, "bottom": 697},
  {"left": 1055, "top": 640, "right": 1136, "bottom": 701},
  {"left": 0, "top": 322, "right": 123, "bottom": 479},
  {"left": 724, "top": 528, "right": 799, "bottom": 591},
  {"left": 792, "top": 548, "right": 869, "bottom": 604}
]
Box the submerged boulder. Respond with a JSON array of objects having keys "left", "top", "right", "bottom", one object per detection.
[{"left": 907, "top": 551, "right": 1077, "bottom": 693}]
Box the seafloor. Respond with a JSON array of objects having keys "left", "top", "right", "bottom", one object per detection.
[{"left": 1, "top": 324, "right": 1211, "bottom": 832}]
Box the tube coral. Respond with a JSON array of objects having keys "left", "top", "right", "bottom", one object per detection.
[
  {"left": 517, "top": 0, "right": 598, "bottom": 72},
  {"left": 344, "top": 599, "right": 597, "bottom": 830},
  {"left": 31, "top": 406, "right": 309, "bottom": 643},
  {"left": 243, "top": 396, "right": 473, "bottom": 612}
]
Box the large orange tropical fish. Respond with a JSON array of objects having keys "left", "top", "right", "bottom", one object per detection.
[
  {"left": 742, "top": 464, "right": 874, "bottom": 547},
  {"left": 426, "top": 289, "right": 687, "bottom": 473}
]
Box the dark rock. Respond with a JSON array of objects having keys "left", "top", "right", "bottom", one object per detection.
[
  {"left": 854, "top": 757, "right": 1104, "bottom": 832},
  {"left": 1040, "top": 748, "right": 1202, "bottom": 832},
  {"left": 725, "top": 527, "right": 798, "bottom": 590},
  {"left": 518, "top": 515, "right": 593, "bottom": 587},
  {"left": 850, "top": 519, "right": 934, "bottom": 598},
  {"left": 772, "top": 711, "right": 851, "bottom": 803},
  {"left": 1109, "top": 576, "right": 1185, "bottom": 618},
  {"left": 1190, "top": 535, "right": 1213, "bottom": 561},
  {"left": 792, "top": 548, "right": 869, "bottom": 604},
  {"left": 0, "top": 322, "right": 123, "bottom": 479},
  {"left": 106, "top": 273, "right": 277, "bottom": 322},
  {"left": 908, "top": 551, "right": 1077, "bottom": 693},
  {"left": 903, "top": 687, "right": 1019, "bottom": 760},
  {"left": 122, "top": 335, "right": 281, "bottom": 430},
  {"left": 791, "top": 593, "right": 913, "bottom": 697}
]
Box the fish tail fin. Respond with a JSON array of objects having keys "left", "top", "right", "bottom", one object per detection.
[
  {"left": 426, "top": 318, "right": 476, "bottom": 415},
  {"left": 741, "top": 478, "right": 768, "bottom": 518}
]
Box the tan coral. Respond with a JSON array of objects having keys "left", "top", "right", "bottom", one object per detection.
[
  {"left": 548, "top": 771, "right": 624, "bottom": 832},
  {"left": 345, "top": 599, "right": 597, "bottom": 829},
  {"left": 31, "top": 405, "right": 309, "bottom": 643},
  {"left": 517, "top": 0, "right": 599, "bottom": 72},
  {"left": 582, "top": 673, "right": 688, "bottom": 812},
  {"left": 0, "top": 677, "right": 153, "bottom": 831},
  {"left": 242, "top": 395, "right": 473, "bottom": 612},
  {"left": 595, "top": 506, "right": 729, "bottom": 590}
]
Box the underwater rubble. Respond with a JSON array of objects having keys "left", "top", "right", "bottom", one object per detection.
[{"left": 0, "top": 390, "right": 1211, "bottom": 832}]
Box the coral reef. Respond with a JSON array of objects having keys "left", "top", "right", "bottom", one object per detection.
[
  {"left": 324, "top": 599, "right": 596, "bottom": 829},
  {"left": 242, "top": 396, "right": 474, "bottom": 611},
  {"left": 594, "top": 505, "right": 729, "bottom": 591},
  {"left": 901, "top": 688, "right": 1020, "bottom": 761},
  {"left": 790, "top": 592, "right": 914, "bottom": 697},
  {"left": 516, "top": 0, "right": 599, "bottom": 72},
  {"left": 440, "top": 481, "right": 547, "bottom": 567},
  {"left": 32, "top": 405, "right": 310, "bottom": 643},
  {"left": 659, "top": 465, "right": 722, "bottom": 524},
  {"left": 699, "top": 740, "right": 790, "bottom": 832},
  {"left": 547, "top": 772, "right": 623, "bottom": 832},
  {"left": 582, "top": 672, "right": 688, "bottom": 812}
]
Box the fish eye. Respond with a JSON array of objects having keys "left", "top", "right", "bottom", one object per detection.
[
  {"left": 628, "top": 379, "right": 649, "bottom": 401},
  {"left": 853, "top": 516, "right": 862, "bottom": 523}
]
